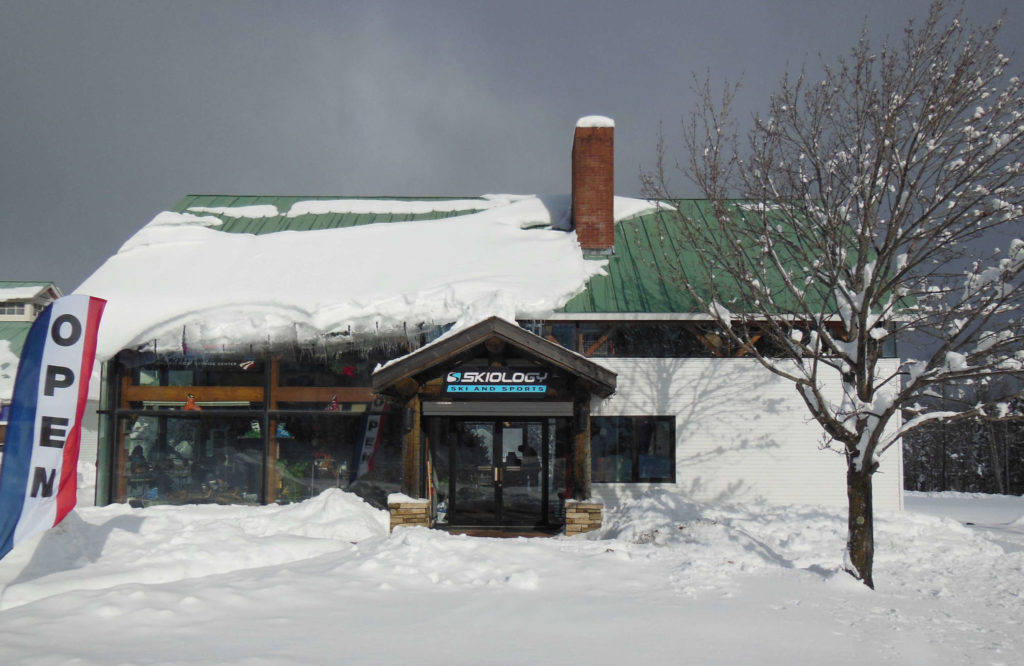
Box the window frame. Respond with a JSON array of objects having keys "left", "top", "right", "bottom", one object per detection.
[{"left": 591, "top": 415, "right": 676, "bottom": 484}]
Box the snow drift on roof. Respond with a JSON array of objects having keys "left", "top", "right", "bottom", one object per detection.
[
  {"left": 188, "top": 205, "right": 280, "bottom": 218},
  {"left": 76, "top": 194, "right": 658, "bottom": 360},
  {"left": 284, "top": 196, "right": 516, "bottom": 218},
  {"left": 0, "top": 286, "right": 45, "bottom": 301}
]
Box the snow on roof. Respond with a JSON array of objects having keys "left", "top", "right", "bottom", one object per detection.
[
  {"left": 576, "top": 115, "right": 615, "bottom": 128},
  {"left": 76, "top": 194, "right": 658, "bottom": 361},
  {"left": 283, "top": 196, "right": 511, "bottom": 218},
  {"left": 187, "top": 205, "right": 280, "bottom": 219},
  {"left": 0, "top": 285, "right": 47, "bottom": 301}
]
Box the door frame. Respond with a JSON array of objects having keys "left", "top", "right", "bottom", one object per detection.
[{"left": 429, "top": 415, "right": 565, "bottom": 530}]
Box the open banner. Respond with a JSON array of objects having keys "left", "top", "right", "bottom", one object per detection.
[{"left": 0, "top": 295, "right": 105, "bottom": 560}]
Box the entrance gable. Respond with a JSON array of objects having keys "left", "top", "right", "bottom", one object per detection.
[
  {"left": 372, "top": 317, "right": 615, "bottom": 521},
  {"left": 371, "top": 316, "right": 616, "bottom": 398}
]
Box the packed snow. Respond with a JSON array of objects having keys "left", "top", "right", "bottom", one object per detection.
[
  {"left": 76, "top": 194, "right": 658, "bottom": 361},
  {"left": 0, "top": 489, "right": 1021, "bottom": 664}
]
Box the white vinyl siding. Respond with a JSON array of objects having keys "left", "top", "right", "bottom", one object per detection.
[{"left": 591, "top": 357, "right": 904, "bottom": 511}]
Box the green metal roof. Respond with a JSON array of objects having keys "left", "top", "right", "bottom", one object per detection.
[
  {"left": 0, "top": 321, "right": 32, "bottom": 357},
  {"left": 561, "top": 202, "right": 712, "bottom": 314},
  {"left": 172, "top": 195, "right": 487, "bottom": 235},
  {"left": 561, "top": 200, "right": 838, "bottom": 315},
  {"left": 165, "top": 196, "right": 830, "bottom": 317},
  {"left": 0, "top": 281, "right": 53, "bottom": 292}
]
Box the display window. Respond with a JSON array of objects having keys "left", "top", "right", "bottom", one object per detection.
[
  {"left": 104, "top": 344, "right": 406, "bottom": 508},
  {"left": 271, "top": 411, "right": 403, "bottom": 507},
  {"left": 119, "top": 412, "right": 262, "bottom": 505},
  {"left": 519, "top": 320, "right": 897, "bottom": 359},
  {"left": 591, "top": 416, "right": 675, "bottom": 483}
]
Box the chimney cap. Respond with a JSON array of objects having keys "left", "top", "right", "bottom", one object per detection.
[{"left": 576, "top": 115, "right": 615, "bottom": 129}]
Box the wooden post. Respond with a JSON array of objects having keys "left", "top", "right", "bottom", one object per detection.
[
  {"left": 115, "top": 374, "right": 132, "bottom": 502},
  {"left": 266, "top": 357, "right": 280, "bottom": 503},
  {"left": 572, "top": 396, "right": 591, "bottom": 500},
  {"left": 401, "top": 395, "right": 422, "bottom": 498}
]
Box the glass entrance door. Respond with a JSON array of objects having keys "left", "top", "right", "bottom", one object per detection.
[
  {"left": 450, "top": 421, "right": 498, "bottom": 525},
  {"left": 438, "top": 418, "right": 559, "bottom": 528},
  {"left": 498, "top": 421, "right": 544, "bottom": 526}
]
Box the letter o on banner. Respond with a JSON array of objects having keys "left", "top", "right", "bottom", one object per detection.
[{"left": 50, "top": 314, "right": 82, "bottom": 347}]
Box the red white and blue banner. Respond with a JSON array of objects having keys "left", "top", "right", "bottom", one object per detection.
[
  {"left": 352, "top": 413, "right": 383, "bottom": 483},
  {"left": 0, "top": 295, "right": 105, "bottom": 560}
]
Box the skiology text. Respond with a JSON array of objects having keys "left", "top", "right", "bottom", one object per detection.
[{"left": 444, "top": 369, "right": 549, "bottom": 394}]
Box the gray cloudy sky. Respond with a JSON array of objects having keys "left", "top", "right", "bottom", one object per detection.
[{"left": 2, "top": 0, "right": 1022, "bottom": 293}]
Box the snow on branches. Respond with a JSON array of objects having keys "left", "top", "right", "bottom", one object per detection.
[{"left": 642, "top": 0, "right": 1024, "bottom": 587}]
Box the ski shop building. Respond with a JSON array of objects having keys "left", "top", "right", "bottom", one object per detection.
[{"left": 77, "top": 117, "right": 904, "bottom": 533}]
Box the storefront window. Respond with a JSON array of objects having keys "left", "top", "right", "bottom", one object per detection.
[
  {"left": 521, "top": 321, "right": 895, "bottom": 359},
  {"left": 591, "top": 416, "right": 675, "bottom": 483},
  {"left": 274, "top": 413, "right": 370, "bottom": 501},
  {"left": 106, "top": 345, "right": 409, "bottom": 509},
  {"left": 119, "top": 412, "right": 262, "bottom": 505},
  {"left": 279, "top": 353, "right": 377, "bottom": 388},
  {"left": 126, "top": 353, "right": 266, "bottom": 388}
]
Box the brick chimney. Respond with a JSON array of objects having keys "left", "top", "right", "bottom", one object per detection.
[{"left": 571, "top": 115, "right": 615, "bottom": 253}]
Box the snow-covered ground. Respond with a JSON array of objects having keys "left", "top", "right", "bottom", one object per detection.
[{"left": 0, "top": 490, "right": 1021, "bottom": 665}]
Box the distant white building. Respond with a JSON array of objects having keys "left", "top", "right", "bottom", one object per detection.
[
  {"left": 75, "top": 118, "right": 903, "bottom": 532},
  {"left": 0, "top": 281, "right": 62, "bottom": 448},
  {"left": 0, "top": 281, "right": 61, "bottom": 323}
]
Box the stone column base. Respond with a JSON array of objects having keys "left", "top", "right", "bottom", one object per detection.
[
  {"left": 388, "top": 495, "right": 431, "bottom": 532},
  {"left": 564, "top": 499, "right": 603, "bottom": 535}
]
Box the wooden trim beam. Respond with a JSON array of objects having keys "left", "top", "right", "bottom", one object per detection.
[
  {"left": 120, "top": 385, "right": 374, "bottom": 405},
  {"left": 122, "top": 385, "right": 264, "bottom": 403}
]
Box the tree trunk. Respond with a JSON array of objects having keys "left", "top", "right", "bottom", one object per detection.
[
  {"left": 988, "top": 422, "right": 1005, "bottom": 495},
  {"left": 846, "top": 467, "right": 875, "bottom": 589}
]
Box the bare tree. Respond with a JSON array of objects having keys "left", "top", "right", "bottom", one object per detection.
[{"left": 643, "top": 1, "right": 1024, "bottom": 588}]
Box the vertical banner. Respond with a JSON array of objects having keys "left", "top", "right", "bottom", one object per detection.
[
  {"left": 351, "top": 413, "right": 383, "bottom": 484},
  {"left": 349, "top": 398, "right": 388, "bottom": 485},
  {"left": 0, "top": 295, "right": 105, "bottom": 560}
]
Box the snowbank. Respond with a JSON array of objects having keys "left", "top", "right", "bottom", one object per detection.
[
  {"left": 0, "top": 489, "right": 1021, "bottom": 664},
  {"left": 0, "top": 488, "right": 387, "bottom": 610}
]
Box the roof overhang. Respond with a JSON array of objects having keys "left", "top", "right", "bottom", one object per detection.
[{"left": 372, "top": 316, "right": 617, "bottom": 398}]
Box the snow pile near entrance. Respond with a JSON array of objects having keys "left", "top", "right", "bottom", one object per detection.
[
  {"left": 0, "top": 489, "right": 387, "bottom": 610},
  {"left": 76, "top": 194, "right": 658, "bottom": 360},
  {"left": 0, "top": 490, "right": 1022, "bottom": 663}
]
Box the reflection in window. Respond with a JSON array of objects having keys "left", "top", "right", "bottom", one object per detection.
[
  {"left": 272, "top": 410, "right": 402, "bottom": 508},
  {"left": 120, "top": 413, "right": 262, "bottom": 505},
  {"left": 119, "top": 352, "right": 266, "bottom": 388},
  {"left": 520, "top": 321, "right": 896, "bottom": 359},
  {"left": 591, "top": 416, "right": 675, "bottom": 483}
]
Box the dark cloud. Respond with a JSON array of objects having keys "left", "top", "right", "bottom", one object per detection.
[{"left": 1, "top": 0, "right": 1021, "bottom": 292}]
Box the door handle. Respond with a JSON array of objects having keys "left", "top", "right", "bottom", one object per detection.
[{"left": 494, "top": 466, "right": 501, "bottom": 484}]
